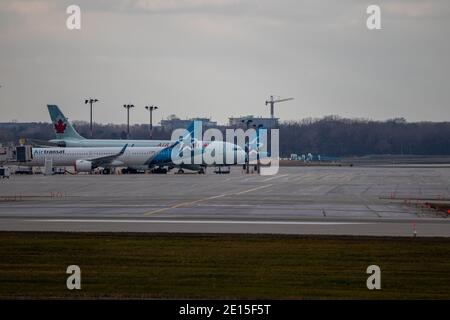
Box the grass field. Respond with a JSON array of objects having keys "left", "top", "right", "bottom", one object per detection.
[{"left": 0, "top": 232, "right": 449, "bottom": 299}]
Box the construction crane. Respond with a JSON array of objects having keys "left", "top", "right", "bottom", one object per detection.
[{"left": 265, "top": 95, "right": 294, "bottom": 118}]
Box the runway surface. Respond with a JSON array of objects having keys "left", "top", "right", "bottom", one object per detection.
[{"left": 1, "top": 166, "right": 450, "bottom": 236}]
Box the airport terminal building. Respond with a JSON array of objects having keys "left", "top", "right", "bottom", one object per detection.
[
  {"left": 229, "top": 116, "right": 279, "bottom": 129},
  {"left": 160, "top": 115, "right": 217, "bottom": 129}
]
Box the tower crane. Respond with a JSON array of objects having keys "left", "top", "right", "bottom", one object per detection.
[{"left": 265, "top": 95, "right": 294, "bottom": 118}]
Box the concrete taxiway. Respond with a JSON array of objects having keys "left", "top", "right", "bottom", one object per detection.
[{"left": 0, "top": 166, "right": 449, "bottom": 236}]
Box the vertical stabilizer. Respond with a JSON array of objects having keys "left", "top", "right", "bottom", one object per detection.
[{"left": 47, "top": 105, "right": 85, "bottom": 140}]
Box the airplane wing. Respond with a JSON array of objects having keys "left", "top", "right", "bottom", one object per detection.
[
  {"left": 27, "top": 139, "right": 65, "bottom": 148},
  {"left": 89, "top": 144, "right": 128, "bottom": 168}
]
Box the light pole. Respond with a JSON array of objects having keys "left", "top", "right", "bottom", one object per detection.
[
  {"left": 241, "top": 119, "right": 253, "bottom": 174},
  {"left": 145, "top": 105, "right": 158, "bottom": 139},
  {"left": 123, "top": 104, "right": 134, "bottom": 139},
  {"left": 85, "top": 98, "right": 99, "bottom": 138}
]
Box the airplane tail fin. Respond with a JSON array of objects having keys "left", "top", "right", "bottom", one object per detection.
[
  {"left": 185, "top": 121, "right": 199, "bottom": 142},
  {"left": 47, "top": 105, "right": 85, "bottom": 140},
  {"left": 148, "top": 121, "right": 201, "bottom": 166}
]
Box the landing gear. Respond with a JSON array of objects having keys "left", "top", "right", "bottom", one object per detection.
[
  {"left": 151, "top": 167, "right": 168, "bottom": 174},
  {"left": 198, "top": 168, "right": 205, "bottom": 174},
  {"left": 102, "top": 168, "right": 111, "bottom": 175},
  {"left": 121, "top": 168, "right": 138, "bottom": 174}
]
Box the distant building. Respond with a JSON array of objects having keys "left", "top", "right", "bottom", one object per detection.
[
  {"left": 160, "top": 114, "right": 217, "bottom": 129},
  {"left": 228, "top": 115, "right": 279, "bottom": 129}
]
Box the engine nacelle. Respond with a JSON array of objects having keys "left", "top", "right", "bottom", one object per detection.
[{"left": 75, "top": 160, "right": 93, "bottom": 172}]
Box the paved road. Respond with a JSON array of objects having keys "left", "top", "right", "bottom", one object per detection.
[{"left": 1, "top": 166, "right": 449, "bottom": 236}]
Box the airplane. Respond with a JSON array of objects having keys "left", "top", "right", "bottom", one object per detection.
[
  {"left": 43, "top": 105, "right": 174, "bottom": 148},
  {"left": 30, "top": 104, "right": 256, "bottom": 173},
  {"left": 37, "top": 104, "right": 245, "bottom": 173},
  {"left": 28, "top": 144, "right": 156, "bottom": 174},
  {"left": 25, "top": 141, "right": 246, "bottom": 174}
]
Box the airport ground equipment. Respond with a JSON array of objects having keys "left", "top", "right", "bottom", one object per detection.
[
  {"left": 53, "top": 167, "right": 66, "bottom": 174},
  {"left": 214, "top": 166, "right": 230, "bottom": 174},
  {"left": 15, "top": 166, "right": 33, "bottom": 175},
  {"left": 0, "top": 167, "right": 11, "bottom": 179},
  {"left": 44, "top": 158, "right": 53, "bottom": 176}
]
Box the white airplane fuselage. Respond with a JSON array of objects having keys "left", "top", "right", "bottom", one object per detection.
[
  {"left": 29, "top": 147, "right": 160, "bottom": 168},
  {"left": 26, "top": 141, "right": 246, "bottom": 171},
  {"left": 49, "top": 138, "right": 172, "bottom": 148}
]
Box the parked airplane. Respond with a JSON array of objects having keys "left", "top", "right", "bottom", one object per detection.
[
  {"left": 29, "top": 144, "right": 156, "bottom": 174},
  {"left": 38, "top": 104, "right": 245, "bottom": 173},
  {"left": 30, "top": 104, "right": 256, "bottom": 173},
  {"left": 27, "top": 143, "right": 246, "bottom": 174},
  {"left": 44, "top": 105, "right": 174, "bottom": 148}
]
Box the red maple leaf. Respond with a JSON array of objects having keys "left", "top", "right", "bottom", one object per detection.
[{"left": 54, "top": 119, "right": 67, "bottom": 134}]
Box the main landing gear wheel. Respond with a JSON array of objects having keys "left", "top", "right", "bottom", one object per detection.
[
  {"left": 198, "top": 168, "right": 205, "bottom": 174},
  {"left": 151, "top": 167, "right": 168, "bottom": 174}
]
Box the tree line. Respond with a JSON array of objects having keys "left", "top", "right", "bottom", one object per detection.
[{"left": 1, "top": 116, "right": 450, "bottom": 157}]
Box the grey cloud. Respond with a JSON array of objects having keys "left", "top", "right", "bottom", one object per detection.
[{"left": 0, "top": 0, "right": 449, "bottom": 124}]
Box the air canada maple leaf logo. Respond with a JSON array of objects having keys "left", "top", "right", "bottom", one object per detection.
[{"left": 54, "top": 119, "right": 67, "bottom": 134}]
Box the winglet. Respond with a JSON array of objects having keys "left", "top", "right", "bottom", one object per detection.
[{"left": 119, "top": 144, "right": 128, "bottom": 155}]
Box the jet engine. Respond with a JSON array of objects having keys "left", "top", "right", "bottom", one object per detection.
[{"left": 75, "top": 160, "right": 93, "bottom": 172}]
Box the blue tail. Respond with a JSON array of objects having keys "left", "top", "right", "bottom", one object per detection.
[
  {"left": 47, "top": 105, "right": 85, "bottom": 140},
  {"left": 185, "top": 120, "right": 200, "bottom": 143},
  {"left": 148, "top": 121, "right": 201, "bottom": 165}
]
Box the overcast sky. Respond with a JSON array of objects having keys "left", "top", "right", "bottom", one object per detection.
[{"left": 0, "top": 0, "right": 449, "bottom": 125}]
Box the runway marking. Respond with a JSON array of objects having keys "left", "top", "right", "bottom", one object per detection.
[
  {"left": 262, "top": 174, "right": 289, "bottom": 182},
  {"left": 143, "top": 184, "right": 273, "bottom": 216},
  {"left": 144, "top": 194, "right": 227, "bottom": 216},
  {"left": 29, "top": 219, "right": 371, "bottom": 225},
  {"left": 0, "top": 204, "right": 170, "bottom": 208},
  {"left": 233, "top": 184, "right": 273, "bottom": 195},
  {"left": 365, "top": 204, "right": 382, "bottom": 218}
]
